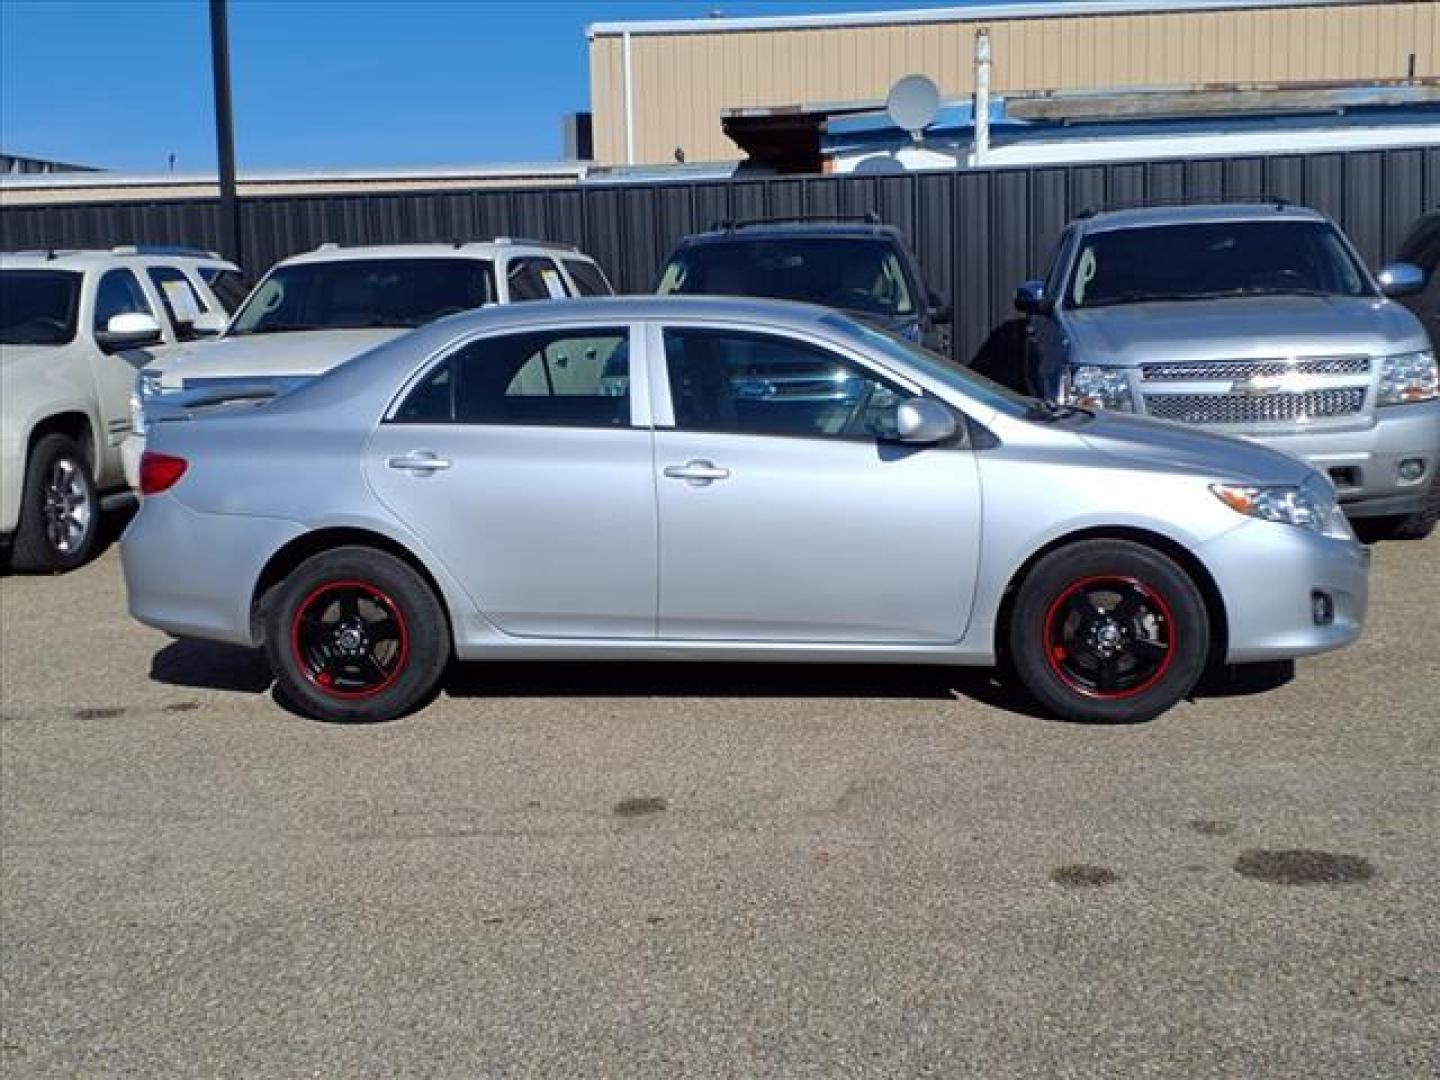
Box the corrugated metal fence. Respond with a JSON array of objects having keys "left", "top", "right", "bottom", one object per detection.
[{"left": 3, "top": 146, "right": 1438, "bottom": 364}]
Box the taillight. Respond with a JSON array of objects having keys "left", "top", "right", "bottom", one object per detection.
[{"left": 139, "top": 452, "right": 188, "bottom": 495}]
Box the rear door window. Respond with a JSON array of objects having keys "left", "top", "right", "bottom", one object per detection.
[
  {"left": 200, "top": 267, "right": 250, "bottom": 312},
  {"left": 394, "top": 327, "right": 630, "bottom": 428}
]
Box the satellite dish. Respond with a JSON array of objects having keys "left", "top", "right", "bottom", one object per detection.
[{"left": 886, "top": 74, "right": 940, "bottom": 142}]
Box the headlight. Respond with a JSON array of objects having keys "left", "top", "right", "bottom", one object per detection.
[
  {"left": 132, "top": 370, "right": 162, "bottom": 436},
  {"left": 1211, "top": 482, "right": 1336, "bottom": 534},
  {"left": 1377, "top": 351, "right": 1438, "bottom": 405},
  {"left": 1063, "top": 364, "right": 1134, "bottom": 411}
]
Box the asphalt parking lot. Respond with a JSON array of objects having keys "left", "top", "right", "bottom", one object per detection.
[{"left": 2, "top": 525, "right": 1437, "bottom": 1078}]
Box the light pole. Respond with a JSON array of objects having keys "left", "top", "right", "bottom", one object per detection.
[{"left": 209, "top": 0, "right": 241, "bottom": 265}]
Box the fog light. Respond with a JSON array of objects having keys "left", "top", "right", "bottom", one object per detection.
[
  {"left": 1311, "top": 591, "right": 1335, "bottom": 626},
  {"left": 1398, "top": 458, "right": 1426, "bottom": 483}
]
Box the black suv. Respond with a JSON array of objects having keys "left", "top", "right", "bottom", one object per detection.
[{"left": 656, "top": 216, "right": 950, "bottom": 351}]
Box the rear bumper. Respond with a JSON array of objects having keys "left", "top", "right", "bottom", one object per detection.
[
  {"left": 1254, "top": 400, "right": 1440, "bottom": 518},
  {"left": 1199, "top": 518, "right": 1370, "bottom": 664},
  {"left": 122, "top": 494, "right": 304, "bottom": 646}
]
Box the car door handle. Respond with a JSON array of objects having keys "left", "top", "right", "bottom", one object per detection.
[
  {"left": 663, "top": 460, "right": 730, "bottom": 485},
  {"left": 387, "top": 451, "right": 452, "bottom": 473}
]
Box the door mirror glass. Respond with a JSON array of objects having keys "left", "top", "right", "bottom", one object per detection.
[
  {"left": 1378, "top": 261, "right": 1425, "bottom": 297},
  {"left": 894, "top": 397, "right": 957, "bottom": 445},
  {"left": 96, "top": 311, "right": 162, "bottom": 350},
  {"left": 1014, "top": 280, "right": 1052, "bottom": 315}
]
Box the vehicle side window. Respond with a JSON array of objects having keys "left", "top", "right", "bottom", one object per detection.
[
  {"left": 563, "top": 259, "right": 614, "bottom": 296},
  {"left": 394, "top": 327, "right": 629, "bottom": 428},
  {"left": 200, "top": 267, "right": 250, "bottom": 312},
  {"left": 506, "top": 257, "right": 567, "bottom": 302},
  {"left": 662, "top": 327, "right": 905, "bottom": 440},
  {"left": 92, "top": 268, "right": 155, "bottom": 333},
  {"left": 147, "top": 266, "right": 206, "bottom": 339}
]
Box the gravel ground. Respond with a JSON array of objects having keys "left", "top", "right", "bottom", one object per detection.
[{"left": 2, "top": 527, "right": 1437, "bottom": 1078}]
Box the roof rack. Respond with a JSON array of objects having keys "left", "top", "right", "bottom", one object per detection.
[
  {"left": 708, "top": 212, "right": 884, "bottom": 232},
  {"left": 112, "top": 244, "right": 225, "bottom": 259},
  {"left": 491, "top": 236, "right": 581, "bottom": 252},
  {"left": 1077, "top": 195, "right": 1293, "bottom": 219}
]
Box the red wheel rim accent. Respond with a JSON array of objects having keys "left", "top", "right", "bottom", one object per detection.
[
  {"left": 289, "top": 580, "right": 410, "bottom": 700},
  {"left": 1042, "top": 575, "right": 1176, "bottom": 700}
]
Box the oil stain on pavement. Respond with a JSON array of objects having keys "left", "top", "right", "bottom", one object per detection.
[
  {"left": 1050, "top": 864, "right": 1119, "bottom": 888},
  {"left": 1233, "top": 849, "right": 1375, "bottom": 885},
  {"left": 613, "top": 796, "right": 668, "bottom": 817}
]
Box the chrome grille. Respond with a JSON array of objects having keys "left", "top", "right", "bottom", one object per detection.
[
  {"left": 1140, "top": 357, "right": 1371, "bottom": 381},
  {"left": 1144, "top": 388, "right": 1366, "bottom": 425}
]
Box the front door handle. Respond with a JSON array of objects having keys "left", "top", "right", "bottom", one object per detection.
[
  {"left": 663, "top": 459, "right": 730, "bottom": 486},
  {"left": 387, "top": 451, "right": 452, "bottom": 474}
]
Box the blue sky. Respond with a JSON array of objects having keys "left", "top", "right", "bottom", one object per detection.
[{"left": 0, "top": 0, "right": 993, "bottom": 172}]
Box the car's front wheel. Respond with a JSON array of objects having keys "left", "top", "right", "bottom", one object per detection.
[
  {"left": 9, "top": 433, "right": 100, "bottom": 573},
  {"left": 263, "top": 546, "right": 450, "bottom": 722},
  {"left": 1008, "top": 539, "right": 1210, "bottom": 723}
]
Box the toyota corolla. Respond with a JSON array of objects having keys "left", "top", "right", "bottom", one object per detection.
[{"left": 121, "top": 296, "right": 1369, "bottom": 724}]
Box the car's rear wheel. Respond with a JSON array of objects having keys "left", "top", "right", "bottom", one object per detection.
[
  {"left": 1008, "top": 539, "right": 1210, "bottom": 723},
  {"left": 10, "top": 433, "right": 99, "bottom": 573},
  {"left": 263, "top": 546, "right": 449, "bottom": 722}
]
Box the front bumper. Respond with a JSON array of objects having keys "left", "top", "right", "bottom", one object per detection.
[
  {"left": 1199, "top": 518, "right": 1370, "bottom": 664},
  {"left": 1253, "top": 399, "right": 1440, "bottom": 518}
]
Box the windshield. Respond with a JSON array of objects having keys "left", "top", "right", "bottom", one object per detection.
[
  {"left": 820, "top": 312, "right": 1037, "bottom": 419},
  {"left": 658, "top": 237, "right": 916, "bottom": 319},
  {"left": 1067, "top": 220, "right": 1373, "bottom": 309},
  {"left": 0, "top": 269, "right": 82, "bottom": 345},
  {"left": 229, "top": 257, "right": 496, "bottom": 336}
]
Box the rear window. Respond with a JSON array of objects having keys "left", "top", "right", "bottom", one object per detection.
[
  {"left": 0, "top": 269, "right": 81, "bottom": 345},
  {"left": 228, "top": 258, "right": 496, "bottom": 336},
  {"left": 657, "top": 237, "right": 915, "bottom": 318}
]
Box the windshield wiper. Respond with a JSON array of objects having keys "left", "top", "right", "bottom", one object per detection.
[{"left": 1024, "top": 399, "right": 1090, "bottom": 422}]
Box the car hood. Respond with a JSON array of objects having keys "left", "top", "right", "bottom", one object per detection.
[
  {"left": 149, "top": 329, "right": 406, "bottom": 388},
  {"left": 1066, "top": 295, "right": 1425, "bottom": 365},
  {"left": 1077, "top": 408, "right": 1313, "bottom": 487}
]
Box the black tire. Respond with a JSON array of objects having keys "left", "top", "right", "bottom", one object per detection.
[
  {"left": 1008, "top": 539, "right": 1210, "bottom": 723},
  {"left": 9, "top": 433, "right": 100, "bottom": 573},
  {"left": 262, "top": 546, "right": 450, "bottom": 722}
]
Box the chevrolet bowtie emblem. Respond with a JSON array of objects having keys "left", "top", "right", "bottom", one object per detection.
[{"left": 1231, "top": 371, "right": 1305, "bottom": 396}]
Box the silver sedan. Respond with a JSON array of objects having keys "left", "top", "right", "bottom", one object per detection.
[{"left": 121, "top": 296, "right": 1369, "bottom": 724}]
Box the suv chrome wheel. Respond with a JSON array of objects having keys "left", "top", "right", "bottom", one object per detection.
[{"left": 42, "top": 457, "right": 93, "bottom": 556}]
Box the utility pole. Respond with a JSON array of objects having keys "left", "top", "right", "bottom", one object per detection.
[{"left": 209, "top": 0, "right": 241, "bottom": 265}]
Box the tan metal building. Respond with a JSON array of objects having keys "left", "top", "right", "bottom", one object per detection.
[{"left": 588, "top": 0, "right": 1440, "bottom": 166}]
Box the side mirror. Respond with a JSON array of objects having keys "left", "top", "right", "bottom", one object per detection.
[
  {"left": 190, "top": 311, "right": 228, "bottom": 337},
  {"left": 1378, "top": 261, "right": 1425, "bottom": 297},
  {"left": 96, "top": 312, "right": 163, "bottom": 351},
  {"left": 894, "top": 397, "right": 958, "bottom": 445},
  {"left": 928, "top": 291, "right": 953, "bottom": 325},
  {"left": 1014, "top": 280, "right": 1053, "bottom": 316}
]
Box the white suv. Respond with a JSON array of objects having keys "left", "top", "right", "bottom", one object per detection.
[
  {"left": 1, "top": 247, "right": 242, "bottom": 571},
  {"left": 127, "top": 239, "right": 614, "bottom": 483}
]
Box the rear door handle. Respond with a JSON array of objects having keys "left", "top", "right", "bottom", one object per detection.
[
  {"left": 387, "top": 451, "right": 452, "bottom": 473},
  {"left": 663, "top": 459, "right": 730, "bottom": 485}
]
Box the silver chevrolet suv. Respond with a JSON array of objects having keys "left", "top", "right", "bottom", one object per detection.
[{"left": 1016, "top": 201, "right": 1440, "bottom": 541}]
